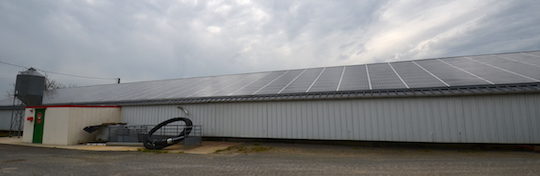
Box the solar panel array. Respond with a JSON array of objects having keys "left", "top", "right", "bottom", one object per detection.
[{"left": 42, "top": 51, "right": 540, "bottom": 104}]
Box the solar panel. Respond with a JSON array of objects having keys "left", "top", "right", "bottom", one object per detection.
[
  {"left": 502, "top": 53, "right": 540, "bottom": 66},
  {"left": 229, "top": 71, "right": 287, "bottom": 95},
  {"left": 390, "top": 61, "right": 446, "bottom": 88},
  {"left": 473, "top": 55, "right": 540, "bottom": 81},
  {"left": 308, "top": 66, "right": 344, "bottom": 92},
  {"left": 187, "top": 73, "right": 264, "bottom": 97},
  {"left": 167, "top": 77, "right": 213, "bottom": 97},
  {"left": 38, "top": 51, "right": 540, "bottom": 105},
  {"left": 367, "top": 63, "right": 406, "bottom": 89},
  {"left": 123, "top": 81, "right": 175, "bottom": 100},
  {"left": 528, "top": 51, "right": 540, "bottom": 57},
  {"left": 143, "top": 78, "right": 206, "bottom": 100},
  {"left": 444, "top": 57, "right": 532, "bottom": 84},
  {"left": 338, "top": 65, "right": 370, "bottom": 91},
  {"left": 255, "top": 70, "right": 304, "bottom": 95},
  {"left": 209, "top": 73, "right": 269, "bottom": 96},
  {"left": 144, "top": 77, "right": 211, "bottom": 99},
  {"left": 415, "top": 59, "right": 489, "bottom": 86},
  {"left": 106, "top": 79, "right": 174, "bottom": 101},
  {"left": 279, "top": 68, "right": 324, "bottom": 93}
]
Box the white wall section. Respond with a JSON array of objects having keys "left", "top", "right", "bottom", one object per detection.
[
  {"left": 122, "top": 93, "right": 540, "bottom": 144},
  {"left": 0, "top": 110, "right": 12, "bottom": 131},
  {"left": 22, "top": 107, "right": 121, "bottom": 145}
]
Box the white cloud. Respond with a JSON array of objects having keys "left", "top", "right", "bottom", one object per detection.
[
  {"left": 206, "top": 26, "right": 221, "bottom": 33},
  {"left": 0, "top": 0, "right": 539, "bottom": 97},
  {"left": 349, "top": 0, "right": 500, "bottom": 62}
]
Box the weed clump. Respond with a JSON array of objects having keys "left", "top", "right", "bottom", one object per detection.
[
  {"left": 137, "top": 148, "right": 169, "bottom": 154},
  {"left": 215, "top": 144, "right": 272, "bottom": 154}
]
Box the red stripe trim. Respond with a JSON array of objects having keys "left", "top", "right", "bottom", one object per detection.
[{"left": 26, "top": 105, "right": 120, "bottom": 108}]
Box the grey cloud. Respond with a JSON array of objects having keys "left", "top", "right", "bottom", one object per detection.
[
  {"left": 1, "top": 0, "right": 539, "bottom": 98},
  {"left": 404, "top": 0, "right": 540, "bottom": 59}
]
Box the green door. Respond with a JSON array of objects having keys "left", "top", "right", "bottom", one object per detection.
[{"left": 32, "top": 108, "right": 46, "bottom": 144}]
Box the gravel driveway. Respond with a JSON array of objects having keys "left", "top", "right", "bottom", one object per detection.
[{"left": 1, "top": 143, "right": 539, "bottom": 176}]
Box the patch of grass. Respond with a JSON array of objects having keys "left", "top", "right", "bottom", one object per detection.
[
  {"left": 137, "top": 148, "right": 169, "bottom": 154},
  {"left": 214, "top": 146, "right": 234, "bottom": 153},
  {"left": 215, "top": 144, "right": 272, "bottom": 154},
  {"left": 240, "top": 145, "right": 272, "bottom": 153}
]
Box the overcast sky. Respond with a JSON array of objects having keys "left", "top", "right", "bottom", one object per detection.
[{"left": 1, "top": 0, "right": 539, "bottom": 98}]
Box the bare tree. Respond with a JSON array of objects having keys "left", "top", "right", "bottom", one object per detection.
[
  {"left": 45, "top": 78, "right": 65, "bottom": 90},
  {"left": 4, "top": 83, "right": 15, "bottom": 99},
  {"left": 41, "top": 72, "right": 69, "bottom": 90}
]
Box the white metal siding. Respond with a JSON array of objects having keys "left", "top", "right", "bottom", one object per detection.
[
  {"left": 122, "top": 94, "right": 540, "bottom": 144},
  {"left": 0, "top": 110, "right": 12, "bottom": 130}
]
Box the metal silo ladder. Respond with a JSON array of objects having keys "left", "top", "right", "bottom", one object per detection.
[{"left": 8, "top": 94, "right": 25, "bottom": 137}]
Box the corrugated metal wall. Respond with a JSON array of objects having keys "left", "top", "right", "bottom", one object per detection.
[
  {"left": 122, "top": 94, "right": 540, "bottom": 144},
  {"left": 0, "top": 110, "right": 12, "bottom": 130}
]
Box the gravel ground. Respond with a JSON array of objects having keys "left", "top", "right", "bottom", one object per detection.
[{"left": 1, "top": 143, "right": 539, "bottom": 176}]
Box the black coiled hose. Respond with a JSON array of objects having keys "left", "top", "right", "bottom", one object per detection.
[{"left": 143, "top": 117, "right": 193, "bottom": 150}]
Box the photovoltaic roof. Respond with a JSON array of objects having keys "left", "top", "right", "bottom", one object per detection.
[{"left": 4, "top": 50, "right": 540, "bottom": 106}]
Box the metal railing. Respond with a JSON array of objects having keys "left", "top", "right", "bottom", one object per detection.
[{"left": 107, "top": 125, "right": 202, "bottom": 144}]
